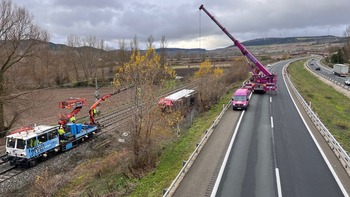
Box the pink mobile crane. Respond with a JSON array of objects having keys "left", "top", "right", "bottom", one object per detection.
[{"left": 199, "top": 5, "right": 277, "bottom": 93}]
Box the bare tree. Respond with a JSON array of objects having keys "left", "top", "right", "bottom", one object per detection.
[
  {"left": 26, "top": 42, "right": 71, "bottom": 87},
  {"left": 117, "top": 38, "right": 130, "bottom": 67},
  {"left": 343, "top": 25, "right": 350, "bottom": 63},
  {"left": 80, "top": 35, "right": 104, "bottom": 82},
  {"left": 147, "top": 35, "right": 154, "bottom": 49},
  {"left": 130, "top": 35, "right": 139, "bottom": 52},
  {"left": 64, "top": 34, "right": 106, "bottom": 84},
  {"left": 30, "top": 45, "right": 52, "bottom": 87},
  {"left": 65, "top": 34, "right": 81, "bottom": 82},
  {"left": 160, "top": 35, "right": 167, "bottom": 68},
  {"left": 0, "top": 0, "right": 49, "bottom": 136}
]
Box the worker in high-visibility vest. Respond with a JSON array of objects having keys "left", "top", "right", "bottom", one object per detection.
[
  {"left": 58, "top": 126, "right": 66, "bottom": 142},
  {"left": 29, "top": 138, "right": 37, "bottom": 148},
  {"left": 69, "top": 115, "right": 76, "bottom": 123},
  {"left": 58, "top": 127, "right": 65, "bottom": 135},
  {"left": 93, "top": 108, "right": 97, "bottom": 116}
]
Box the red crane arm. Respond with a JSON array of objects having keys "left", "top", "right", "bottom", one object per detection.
[
  {"left": 88, "top": 93, "right": 117, "bottom": 125},
  {"left": 88, "top": 86, "right": 132, "bottom": 125},
  {"left": 58, "top": 106, "right": 83, "bottom": 126},
  {"left": 58, "top": 98, "right": 86, "bottom": 126}
]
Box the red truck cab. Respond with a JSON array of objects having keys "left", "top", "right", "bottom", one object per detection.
[{"left": 232, "top": 88, "right": 251, "bottom": 110}]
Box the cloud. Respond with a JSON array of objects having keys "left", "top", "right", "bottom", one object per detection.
[{"left": 12, "top": 0, "right": 350, "bottom": 49}]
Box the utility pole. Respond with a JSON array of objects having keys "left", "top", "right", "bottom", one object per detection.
[{"left": 95, "top": 78, "right": 100, "bottom": 113}]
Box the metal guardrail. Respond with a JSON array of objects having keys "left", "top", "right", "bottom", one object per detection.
[
  {"left": 316, "top": 72, "right": 350, "bottom": 91},
  {"left": 163, "top": 99, "right": 232, "bottom": 197},
  {"left": 306, "top": 60, "right": 350, "bottom": 91},
  {"left": 284, "top": 64, "right": 350, "bottom": 176}
]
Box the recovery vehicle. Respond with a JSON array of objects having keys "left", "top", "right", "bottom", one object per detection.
[{"left": 199, "top": 5, "right": 277, "bottom": 93}]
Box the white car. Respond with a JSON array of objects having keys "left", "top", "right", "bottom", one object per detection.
[{"left": 345, "top": 79, "right": 350, "bottom": 86}]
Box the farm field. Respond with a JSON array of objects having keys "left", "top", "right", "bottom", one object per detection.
[{"left": 5, "top": 86, "right": 126, "bottom": 129}]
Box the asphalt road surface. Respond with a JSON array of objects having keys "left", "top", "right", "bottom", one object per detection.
[
  {"left": 215, "top": 60, "right": 345, "bottom": 197},
  {"left": 308, "top": 58, "right": 349, "bottom": 85}
]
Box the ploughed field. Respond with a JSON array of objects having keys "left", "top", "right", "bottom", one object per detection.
[{"left": 4, "top": 86, "right": 131, "bottom": 130}]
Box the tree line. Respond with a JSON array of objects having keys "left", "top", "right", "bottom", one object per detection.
[{"left": 329, "top": 25, "right": 350, "bottom": 64}]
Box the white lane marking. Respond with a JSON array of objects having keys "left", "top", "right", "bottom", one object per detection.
[
  {"left": 275, "top": 168, "right": 282, "bottom": 197},
  {"left": 270, "top": 96, "right": 272, "bottom": 103},
  {"left": 282, "top": 63, "right": 349, "bottom": 197},
  {"left": 210, "top": 111, "right": 246, "bottom": 197},
  {"left": 271, "top": 116, "right": 274, "bottom": 129}
]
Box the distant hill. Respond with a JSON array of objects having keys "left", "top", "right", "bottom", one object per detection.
[
  {"left": 43, "top": 35, "right": 345, "bottom": 53},
  {"left": 44, "top": 41, "right": 207, "bottom": 54},
  {"left": 241, "top": 35, "right": 344, "bottom": 46},
  {"left": 155, "top": 48, "right": 206, "bottom": 53}
]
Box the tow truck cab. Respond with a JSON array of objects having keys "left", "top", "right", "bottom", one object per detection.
[{"left": 232, "top": 88, "right": 251, "bottom": 110}]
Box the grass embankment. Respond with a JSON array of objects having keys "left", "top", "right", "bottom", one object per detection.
[
  {"left": 289, "top": 60, "right": 350, "bottom": 151},
  {"left": 128, "top": 89, "right": 235, "bottom": 196}
]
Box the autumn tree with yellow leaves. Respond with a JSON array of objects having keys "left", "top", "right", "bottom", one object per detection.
[
  {"left": 195, "top": 59, "right": 225, "bottom": 111},
  {"left": 114, "top": 41, "right": 179, "bottom": 170}
]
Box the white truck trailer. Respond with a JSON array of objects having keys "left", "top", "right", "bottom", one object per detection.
[
  {"left": 333, "top": 64, "right": 349, "bottom": 77},
  {"left": 158, "top": 89, "right": 196, "bottom": 110}
]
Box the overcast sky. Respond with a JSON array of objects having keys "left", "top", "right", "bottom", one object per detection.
[{"left": 12, "top": 0, "right": 350, "bottom": 50}]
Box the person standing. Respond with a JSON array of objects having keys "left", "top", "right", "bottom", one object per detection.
[
  {"left": 58, "top": 126, "right": 65, "bottom": 142},
  {"left": 70, "top": 115, "right": 76, "bottom": 123}
]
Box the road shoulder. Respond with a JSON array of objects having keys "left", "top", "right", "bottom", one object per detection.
[
  {"left": 285, "top": 67, "right": 350, "bottom": 194},
  {"left": 172, "top": 109, "right": 240, "bottom": 197}
]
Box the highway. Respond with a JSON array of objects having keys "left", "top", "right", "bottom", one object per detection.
[
  {"left": 308, "top": 58, "right": 349, "bottom": 85},
  {"left": 214, "top": 60, "right": 346, "bottom": 197}
]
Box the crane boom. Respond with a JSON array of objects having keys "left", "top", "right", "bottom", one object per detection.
[
  {"left": 199, "top": 5, "right": 277, "bottom": 93},
  {"left": 88, "top": 93, "right": 116, "bottom": 125},
  {"left": 58, "top": 98, "right": 87, "bottom": 126},
  {"left": 88, "top": 86, "right": 131, "bottom": 125}
]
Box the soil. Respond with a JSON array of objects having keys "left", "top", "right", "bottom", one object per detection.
[{"left": 5, "top": 86, "right": 134, "bottom": 130}]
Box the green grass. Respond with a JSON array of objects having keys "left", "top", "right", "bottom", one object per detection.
[
  {"left": 289, "top": 60, "right": 350, "bottom": 151},
  {"left": 127, "top": 89, "right": 235, "bottom": 197}
]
